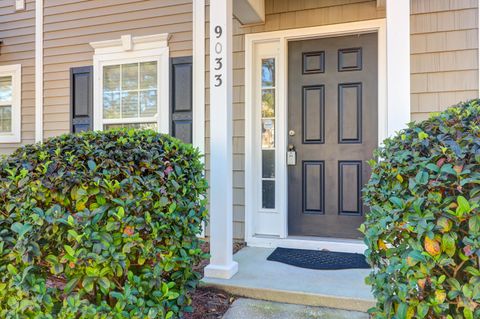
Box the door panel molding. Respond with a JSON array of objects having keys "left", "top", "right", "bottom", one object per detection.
[
  {"left": 302, "top": 85, "right": 325, "bottom": 144},
  {"left": 338, "top": 161, "right": 362, "bottom": 216},
  {"left": 338, "top": 82, "right": 362, "bottom": 144}
]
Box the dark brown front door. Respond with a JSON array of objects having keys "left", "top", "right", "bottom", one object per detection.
[{"left": 287, "top": 33, "right": 378, "bottom": 239}]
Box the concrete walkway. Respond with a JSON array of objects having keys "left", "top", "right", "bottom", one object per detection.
[
  {"left": 202, "top": 247, "right": 374, "bottom": 312},
  {"left": 223, "top": 298, "right": 369, "bottom": 319}
]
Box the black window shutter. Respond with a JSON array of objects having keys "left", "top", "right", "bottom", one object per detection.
[
  {"left": 70, "top": 66, "right": 93, "bottom": 133},
  {"left": 170, "top": 56, "right": 193, "bottom": 143}
]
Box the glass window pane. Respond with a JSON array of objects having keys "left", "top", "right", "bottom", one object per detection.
[
  {"left": 0, "top": 105, "right": 12, "bottom": 133},
  {"left": 262, "top": 150, "right": 275, "bottom": 178},
  {"left": 140, "top": 90, "right": 157, "bottom": 117},
  {"left": 121, "top": 92, "right": 139, "bottom": 118},
  {"left": 103, "top": 65, "right": 120, "bottom": 92},
  {"left": 262, "top": 119, "right": 275, "bottom": 149},
  {"left": 262, "top": 58, "right": 275, "bottom": 87},
  {"left": 103, "top": 92, "right": 120, "bottom": 119},
  {"left": 122, "top": 63, "right": 139, "bottom": 90},
  {"left": 104, "top": 122, "right": 157, "bottom": 130},
  {"left": 0, "top": 76, "right": 12, "bottom": 102},
  {"left": 140, "top": 62, "right": 157, "bottom": 89},
  {"left": 262, "top": 89, "right": 275, "bottom": 118},
  {"left": 262, "top": 180, "right": 275, "bottom": 209}
]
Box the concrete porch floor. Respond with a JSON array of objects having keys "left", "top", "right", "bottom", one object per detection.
[{"left": 201, "top": 247, "right": 375, "bottom": 312}]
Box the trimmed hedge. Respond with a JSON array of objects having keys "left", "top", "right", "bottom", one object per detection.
[
  {"left": 362, "top": 100, "right": 480, "bottom": 318},
  {"left": 0, "top": 129, "right": 208, "bottom": 318}
]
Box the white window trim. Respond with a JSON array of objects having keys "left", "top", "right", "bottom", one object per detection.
[
  {"left": 0, "top": 64, "right": 22, "bottom": 143},
  {"left": 90, "top": 34, "right": 170, "bottom": 133},
  {"left": 245, "top": 19, "right": 389, "bottom": 254}
]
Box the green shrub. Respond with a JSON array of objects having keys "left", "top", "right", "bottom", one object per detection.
[
  {"left": 0, "top": 129, "right": 208, "bottom": 318},
  {"left": 362, "top": 99, "right": 480, "bottom": 318}
]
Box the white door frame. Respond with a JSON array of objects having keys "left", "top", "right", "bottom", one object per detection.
[{"left": 245, "top": 19, "right": 389, "bottom": 254}]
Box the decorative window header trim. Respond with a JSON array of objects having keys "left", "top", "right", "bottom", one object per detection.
[{"left": 90, "top": 33, "right": 170, "bottom": 55}]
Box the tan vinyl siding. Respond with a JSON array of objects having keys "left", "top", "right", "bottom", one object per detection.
[
  {"left": 43, "top": 0, "right": 193, "bottom": 138},
  {"left": 0, "top": 0, "right": 36, "bottom": 154},
  {"left": 205, "top": 0, "right": 386, "bottom": 240},
  {"left": 410, "top": 0, "right": 479, "bottom": 122}
]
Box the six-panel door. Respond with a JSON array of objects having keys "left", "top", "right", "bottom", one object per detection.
[{"left": 287, "top": 33, "right": 378, "bottom": 239}]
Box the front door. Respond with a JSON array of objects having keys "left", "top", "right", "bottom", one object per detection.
[{"left": 287, "top": 33, "right": 378, "bottom": 239}]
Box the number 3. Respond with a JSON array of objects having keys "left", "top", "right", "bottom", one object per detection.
[{"left": 214, "top": 74, "right": 222, "bottom": 87}]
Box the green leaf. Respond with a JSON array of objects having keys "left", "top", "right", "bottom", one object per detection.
[
  {"left": 64, "top": 277, "right": 80, "bottom": 294},
  {"left": 82, "top": 277, "right": 94, "bottom": 293},
  {"left": 390, "top": 197, "right": 404, "bottom": 209},
  {"left": 397, "top": 303, "right": 408, "bottom": 319},
  {"left": 469, "top": 215, "right": 480, "bottom": 233},
  {"left": 441, "top": 234, "right": 456, "bottom": 257},
  {"left": 416, "top": 303, "right": 429, "bottom": 318},
  {"left": 464, "top": 308, "right": 473, "bottom": 319},
  {"left": 87, "top": 160, "right": 97, "bottom": 171},
  {"left": 11, "top": 222, "right": 32, "bottom": 238},
  {"left": 415, "top": 171, "right": 429, "bottom": 185},
  {"left": 64, "top": 245, "right": 75, "bottom": 257},
  {"left": 97, "top": 277, "right": 110, "bottom": 292},
  {"left": 418, "top": 131, "right": 429, "bottom": 140},
  {"left": 457, "top": 196, "right": 471, "bottom": 216},
  {"left": 7, "top": 264, "right": 18, "bottom": 275}
]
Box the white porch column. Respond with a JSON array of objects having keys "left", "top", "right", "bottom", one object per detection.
[
  {"left": 386, "top": 0, "right": 410, "bottom": 135},
  {"left": 204, "top": 0, "right": 238, "bottom": 279}
]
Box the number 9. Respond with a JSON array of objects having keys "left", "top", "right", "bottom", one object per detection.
[{"left": 215, "top": 25, "right": 222, "bottom": 38}]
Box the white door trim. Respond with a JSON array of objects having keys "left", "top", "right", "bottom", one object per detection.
[{"left": 245, "top": 19, "right": 389, "bottom": 252}]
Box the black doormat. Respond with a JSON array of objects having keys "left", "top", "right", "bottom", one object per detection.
[{"left": 267, "top": 247, "right": 370, "bottom": 270}]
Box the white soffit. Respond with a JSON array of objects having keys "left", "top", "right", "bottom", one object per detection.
[{"left": 233, "top": 0, "right": 265, "bottom": 25}]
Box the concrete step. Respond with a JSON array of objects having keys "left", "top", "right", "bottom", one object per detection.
[
  {"left": 222, "top": 298, "right": 369, "bottom": 319},
  {"left": 201, "top": 247, "right": 375, "bottom": 313}
]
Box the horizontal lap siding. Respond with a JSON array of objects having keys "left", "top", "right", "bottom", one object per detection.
[
  {"left": 0, "top": 0, "right": 36, "bottom": 154},
  {"left": 43, "top": 0, "right": 193, "bottom": 138},
  {"left": 205, "top": 0, "right": 385, "bottom": 240},
  {"left": 410, "top": 0, "right": 479, "bottom": 122}
]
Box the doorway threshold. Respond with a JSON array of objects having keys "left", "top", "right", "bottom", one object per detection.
[{"left": 247, "top": 235, "right": 367, "bottom": 254}]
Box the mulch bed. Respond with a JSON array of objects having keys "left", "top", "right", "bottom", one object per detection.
[{"left": 183, "top": 241, "right": 245, "bottom": 319}]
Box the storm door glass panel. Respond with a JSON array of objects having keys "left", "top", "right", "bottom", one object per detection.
[
  {"left": 260, "top": 58, "right": 276, "bottom": 209},
  {"left": 0, "top": 76, "right": 13, "bottom": 133},
  {"left": 102, "top": 61, "right": 158, "bottom": 128}
]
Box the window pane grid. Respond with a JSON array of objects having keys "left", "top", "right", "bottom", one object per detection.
[
  {"left": 103, "top": 62, "right": 158, "bottom": 124},
  {"left": 260, "top": 58, "right": 276, "bottom": 209}
]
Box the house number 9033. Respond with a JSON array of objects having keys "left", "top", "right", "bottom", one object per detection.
[{"left": 214, "top": 25, "right": 223, "bottom": 87}]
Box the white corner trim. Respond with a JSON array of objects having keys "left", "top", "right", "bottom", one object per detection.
[
  {"left": 91, "top": 33, "right": 170, "bottom": 134},
  {"left": 244, "top": 19, "right": 387, "bottom": 253},
  {"left": 90, "top": 33, "right": 170, "bottom": 54},
  {"left": 478, "top": 4, "right": 480, "bottom": 98},
  {"left": 386, "top": 0, "right": 410, "bottom": 135},
  {"left": 193, "top": 0, "right": 206, "bottom": 238},
  {"left": 35, "top": 0, "right": 43, "bottom": 143},
  {"left": 0, "top": 64, "right": 22, "bottom": 143},
  {"left": 193, "top": 0, "right": 206, "bottom": 157}
]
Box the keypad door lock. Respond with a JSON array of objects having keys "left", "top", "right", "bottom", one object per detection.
[{"left": 287, "top": 144, "right": 296, "bottom": 166}]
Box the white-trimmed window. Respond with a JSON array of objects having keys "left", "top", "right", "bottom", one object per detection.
[
  {"left": 90, "top": 34, "right": 170, "bottom": 132},
  {"left": 0, "top": 64, "right": 21, "bottom": 143}
]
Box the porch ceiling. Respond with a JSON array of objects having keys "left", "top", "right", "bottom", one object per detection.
[{"left": 233, "top": 0, "right": 265, "bottom": 25}]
